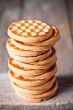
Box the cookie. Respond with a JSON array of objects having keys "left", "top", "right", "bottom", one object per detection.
[
  {"left": 8, "top": 59, "right": 48, "bottom": 77},
  {"left": 8, "top": 20, "right": 52, "bottom": 43},
  {"left": 11, "top": 74, "right": 56, "bottom": 90},
  {"left": 11, "top": 38, "right": 51, "bottom": 52},
  {"left": 11, "top": 76, "right": 56, "bottom": 95},
  {"left": 15, "top": 80, "right": 58, "bottom": 98},
  {"left": 6, "top": 39, "right": 50, "bottom": 57},
  {"left": 9, "top": 70, "right": 49, "bottom": 87},
  {"left": 14, "top": 80, "right": 58, "bottom": 102},
  {"left": 8, "top": 48, "right": 53, "bottom": 63},
  {"left": 27, "top": 26, "right": 60, "bottom": 46},
  {"left": 27, "top": 47, "right": 56, "bottom": 65},
  {"left": 8, "top": 56, "right": 56, "bottom": 77},
  {"left": 20, "top": 64, "right": 57, "bottom": 80},
  {"left": 11, "top": 55, "right": 56, "bottom": 70}
]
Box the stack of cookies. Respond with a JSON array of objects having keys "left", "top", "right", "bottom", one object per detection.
[{"left": 6, "top": 20, "right": 60, "bottom": 102}]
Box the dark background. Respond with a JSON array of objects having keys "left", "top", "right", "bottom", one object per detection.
[{"left": 0, "top": 0, "right": 73, "bottom": 74}]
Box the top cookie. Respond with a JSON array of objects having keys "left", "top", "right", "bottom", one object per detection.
[{"left": 8, "top": 20, "right": 52, "bottom": 43}]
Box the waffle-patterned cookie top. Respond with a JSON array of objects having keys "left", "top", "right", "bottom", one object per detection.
[{"left": 8, "top": 20, "right": 51, "bottom": 37}]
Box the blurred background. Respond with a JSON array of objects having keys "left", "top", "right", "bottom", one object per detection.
[{"left": 0, "top": 0, "right": 73, "bottom": 75}]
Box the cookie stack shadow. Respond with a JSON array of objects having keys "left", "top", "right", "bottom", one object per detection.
[{"left": 6, "top": 20, "right": 60, "bottom": 102}]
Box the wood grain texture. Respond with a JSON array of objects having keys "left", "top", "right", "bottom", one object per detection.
[
  {"left": 64, "top": 0, "right": 73, "bottom": 41},
  {"left": 0, "top": 0, "right": 20, "bottom": 72},
  {"left": 0, "top": 73, "right": 73, "bottom": 110}
]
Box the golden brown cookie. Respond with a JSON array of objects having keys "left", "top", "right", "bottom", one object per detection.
[
  {"left": 8, "top": 20, "right": 52, "bottom": 43},
  {"left": 11, "top": 73, "right": 56, "bottom": 90},
  {"left": 14, "top": 80, "right": 58, "bottom": 102},
  {"left": 10, "top": 38, "right": 51, "bottom": 52},
  {"left": 9, "top": 70, "right": 49, "bottom": 87},
  {"left": 6, "top": 39, "right": 50, "bottom": 57},
  {"left": 8, "top": 59, "right": 48, "bottom": 77},
  {"left": 11, "top": 56, "right": 56, "bottom": 70},
  {"left": 27, "top": 26, "right": 61, "bottom": 46},
  {"left": 9, "top": 62, "right": 57, "bottom": 80},
  {"left": 11, "top": 76, "right": 56, "bottom": 95},
  {"left": 29, "top": 47, "right": 56, "bottom": 65},
  {"left": 8, "top": 48, "right": 54, "bottom": 63},
  {"left": 20, "top": 64, "right": 57, "bottom": 80},
  {"left": 8, "top": 57, "right": 56, "bottom": 77},
  {"left": 11, "top": 26, "right": 60, "bottom": 48}
]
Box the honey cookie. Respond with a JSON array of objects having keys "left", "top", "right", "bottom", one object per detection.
[
  {"left": 27, "top": 26, "right": 60, "bottom": 46},
  {"left": 15, "top": 80, "right": 58, "bottom": 102},
  {"left": 12, "top": 56, "right": 56, "bottom": 70},
  {"left": 11, "top": 75, "right": 56, "bottom": 91},
  {"left": 9, "top": 70, "right": 49, "bottom": 87},
  {"left": 8, "top": 59, "right": 48, "bottom": 77},
  {"left": 8, "top": 57, "right": 56, "bottom": 77},
  {"left": 11, "top": 38, "right": 50, "bottom": 52},
  {"left": 8, "top": 20, "right": 52, "bottom": 43},
  {"left": 8, "top": 48, "right": 53, "bottom": 63},
  {"left": 11, "top": 76, "right": 56, "bottom": 95},
  {"left": 6, "top": 39, "right": 50, "bottom": 57}
]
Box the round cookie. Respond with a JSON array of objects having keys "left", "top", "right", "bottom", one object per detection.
[
  {"left": 11, "top": 56, "right": 56, "bottom": 70},
  {"left": 8, "top": 59, "right": 48, "bottom": 77},
  {"left": 11, "top": 38, "right": 51, "bottom": 52},
  {"left": 6, "top": 39, "right": 50, "bottom": 57},
  {"left": 9, "top": 63, "right": 57, "bottom": 80},
  {"left": 25, "top": 47, "right": 56, "bottom": 65},
  {"left": 19, "top": 64, "right": 57, "bottom": 80},
  {"left": 8, "top": 57, "right": 56, "bottom": 77},
  {"left": 11, "top": 75, "right": 56, "bottom": 90},
  {"left": 12, "top": 63, "right": 57, "bottom": 80},
  {"left": 27, "top": 26, "right": 61, "bottom": 46},
  {"left": 11, "top": 76, "right": 56, "bottom": 95},
  {"left": 14, "top": 80, "right": 58, "bottom": 102},
  {"left": 9, "top": 70, "right": 49, "bottom": 87},
  {"left": 8, "top": 48, "right": 53, "bottom": 63},
  {"left": 8, "top": 20, "right": 52, "bottom": 43},
  {"left": 15, "top": 80, "right": 58, "bottom": 99}
]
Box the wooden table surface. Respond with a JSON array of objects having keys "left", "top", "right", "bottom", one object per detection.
[{"left": 0, "top": 73, "right": 73, "bottom": 110}]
